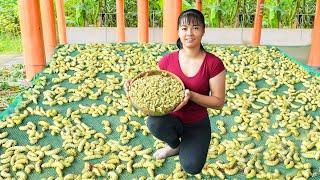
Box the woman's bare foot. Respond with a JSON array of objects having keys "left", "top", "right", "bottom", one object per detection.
[{"left": 153, "top": 145, "right": 180, "bottom": 160}]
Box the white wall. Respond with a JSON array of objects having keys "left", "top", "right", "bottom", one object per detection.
[{"left": 67, "top": 27, "right": 312, "bottom": 46}]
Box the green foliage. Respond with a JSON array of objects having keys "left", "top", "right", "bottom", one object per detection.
[
  {"left": 299, "top": 0, "right": 317, "bottom": 28},
  {"left": 220, "top": 0, "right": 241, "bottom": 27},
  {"left": 0, "top": 0, "right": 317, "bottom": 34},
  {"left": 240, "top": 0, "right": 257, "bottom": 27},
  {"left": 202, "top": 0, "right": 257, "bottom": 27},
  {"left": 0, "top": 0, "right": 20, "bottom": 35},
  {"left": 0, "top": 64, "right": 25, "bottom": 112},
  {"left": 149, "top": 0, "right": 163, "bottom": 27},
  {"left": 65, "top": 0, "right": 103, "bottom": 26},
  {"left": 263, "top": 0, "right": 316, "bottom": 28},
  {"left": 280, "top": 0, "right": 300, "bottom": 28},
  {"left": 264, "top": 0, "right": 282, "bottom": 28},
  {"left": 0, "top": 34, "right": 22, "bottom": 54},
  {"left": 182, "top": 0, "right": 193, "bottom": 11},
  {"left": 124, "top": 1, "right": 138, "bottom": 27},
  {"left": 203, "top": 0, "right": 222, "bottom": 27}
]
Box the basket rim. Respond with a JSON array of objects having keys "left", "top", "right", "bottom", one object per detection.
[{"left": 131, "top": 69, "right": 184, "bottom": 88}]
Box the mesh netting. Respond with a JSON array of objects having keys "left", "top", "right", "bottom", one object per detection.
[{"left": 0, "top": 43, "right": 319, "bottom": 179}]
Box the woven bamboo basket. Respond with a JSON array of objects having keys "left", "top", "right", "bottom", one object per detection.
[{"left": 128, "top": 70, "right": 185, "bottom": 116}]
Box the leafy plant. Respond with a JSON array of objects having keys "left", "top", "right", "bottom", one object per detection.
[
  {"left": 299, "top": 0, "right": 316, "bottom": 28},
  {"left": 0, "top": 64, "right": 25, "bottom": 112},
  {"left": 0, "top": 33, "right": 22, "bottom": 53},
  {"left": 281, "top": 0, "right": 300, "bottom": 28},
  {"left": 182, "top": 0, "right": 193, "bottom": 11},
  {"left": 264, "top": 0, "right": 283, "bottom": 28},
  {"left": 64, "top": 0, "right": 103, "bottom": 27},
  {"left": 0, "top": 0, "right": 318, "bottom": 35},
  {"left": 0, "top": 0, "right": 20, "bottom": 35},
  {"left": 149, "top": 0, "right": 163, "bottom": 27},
  {"left": 239, "top": 0, "right": 256, "bottom": 27},
  {"left": 202, "top": 0, "right": 222, "bottom": 27},
  {"left": 220, "top": 0, "right": 242, "bottom": 27}
]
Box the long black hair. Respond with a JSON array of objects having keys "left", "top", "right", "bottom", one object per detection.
[{"left": 176, "top": 9, "right": 205, "bottom": 50}]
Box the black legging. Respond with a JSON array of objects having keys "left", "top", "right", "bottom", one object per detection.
[{"left": 147, "top": 114, "right": 211, "bottom": 175}]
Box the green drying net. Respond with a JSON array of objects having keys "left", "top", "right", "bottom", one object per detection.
[{"left": 0, "top": 43, "right": 319, "bottom": 179}]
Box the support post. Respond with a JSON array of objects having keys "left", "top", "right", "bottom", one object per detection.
[
  {"left": 196, "top": 0, "right": 202, "bottom": 11},
  {"left": 308, "top": 0, "right": 320, "bottom": 67},
  {"left": 18, "top": 0, "right": 46, "bottom": 80},
  {"left": 163, "top": 0, "right": 182, "bottom": 43},
  {"left": 138, "top": 0, "right": 149, "bottom": 43},
  {"left": 116, "top": 0, "right": 125, "bottom": 42},
  {"left": 56, "top": 0, "right": 67, "bottom": 44},
  {"left": 40, "top": 0, "right": 57, "bottom": 60},
  {"left": 252, "top": 0, "right": 265, "bottom": 45}
]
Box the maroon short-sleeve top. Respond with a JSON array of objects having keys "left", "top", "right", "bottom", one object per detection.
[{"left": 158, "top": 51, "right": 225, "bottom": 124}]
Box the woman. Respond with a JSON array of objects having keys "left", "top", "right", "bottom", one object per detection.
[{"left": 125, "top": 9, "right": 226, "bottom": 175}]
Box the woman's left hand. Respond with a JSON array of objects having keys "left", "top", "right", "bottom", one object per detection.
[{"left": 173, "top": 89, "right": 191, "bottom": 112}]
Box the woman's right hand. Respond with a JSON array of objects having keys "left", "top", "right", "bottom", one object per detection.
[{"left": 123, "top": 79, "right": 132, "bottom": 96}]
